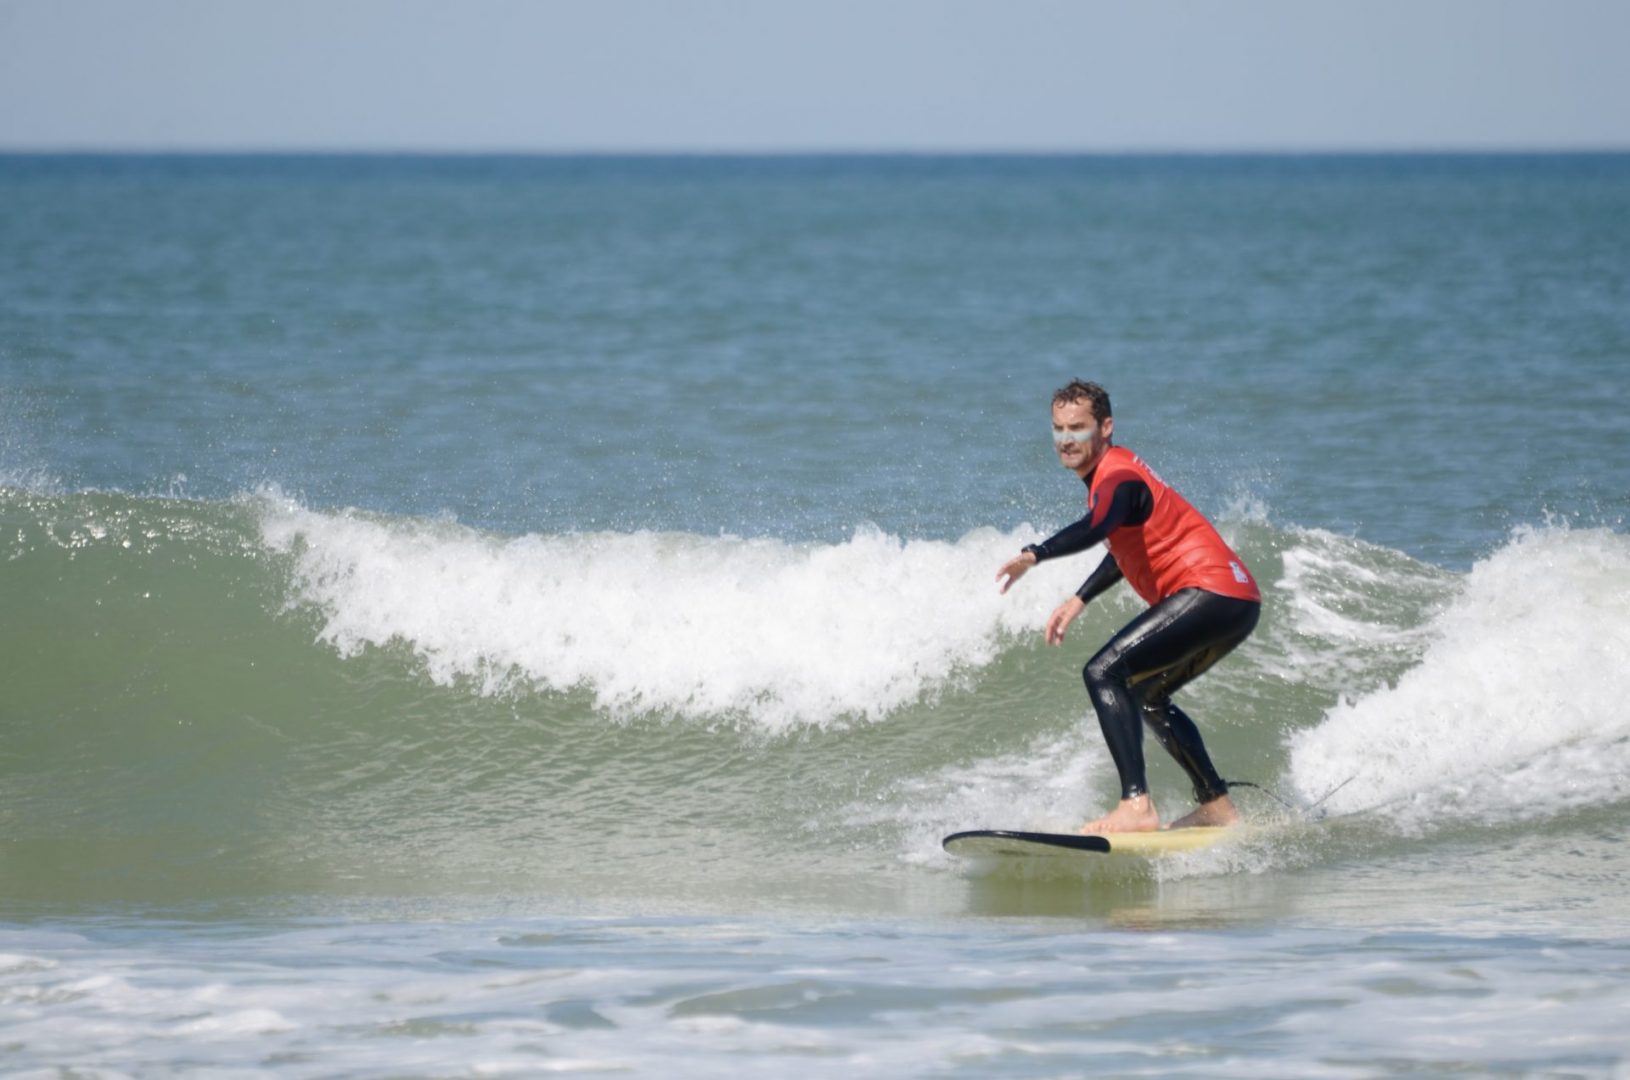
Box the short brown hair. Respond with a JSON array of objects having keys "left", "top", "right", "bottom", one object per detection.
[{"left": 1052, "top": 380, "right": 1112, "bottom": 419}]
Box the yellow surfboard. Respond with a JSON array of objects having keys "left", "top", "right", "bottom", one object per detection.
[{"left": 942, "top": 827, "right": 1246, "bottom": 859}]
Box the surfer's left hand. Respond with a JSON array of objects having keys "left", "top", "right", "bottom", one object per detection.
[{"left": 1045, "top": 596, "right": 1086, "bottom": 645}]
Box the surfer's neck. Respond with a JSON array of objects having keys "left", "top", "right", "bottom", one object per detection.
[{"left": 1078, "top": 442, "right": 1115, "bottom": 485}]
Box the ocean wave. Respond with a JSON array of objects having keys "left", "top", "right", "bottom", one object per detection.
[
  {"left": 255, "top": 489, "right": 1078, "bottom": 731},
  {"left": 8, "top": 485, "right": 1629, "bottom": 901},
  {"left": 1287, "top": 523, "right": 1630, "bottom": 832}
]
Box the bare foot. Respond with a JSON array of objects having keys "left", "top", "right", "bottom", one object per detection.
[
  {"left": 1167, "top": 795, "right": 1241, "bottom": 830},
  {"left": 1079, "top": 795, "right": 1160, "bottom": 834}
]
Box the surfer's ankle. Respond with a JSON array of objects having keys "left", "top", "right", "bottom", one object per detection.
[{"left": 1168, "top": 795, "right": 1241, "bottom": 830}]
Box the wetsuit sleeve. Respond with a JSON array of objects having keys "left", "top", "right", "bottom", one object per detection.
[
  {"left": 1022, "top": 474, "right": 1151, "bottom": 563},
  {"left": 1074, "top": 554, "right": 1124, "bottom": 604}
]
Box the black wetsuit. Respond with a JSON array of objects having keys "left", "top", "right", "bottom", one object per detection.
[{"left": 1025, "top": 471, "right": 1260, "bottom": 804}]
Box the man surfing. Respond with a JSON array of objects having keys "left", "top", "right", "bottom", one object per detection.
[{"left": 996, "top": 380, "right": 1261, "bottom": 834}]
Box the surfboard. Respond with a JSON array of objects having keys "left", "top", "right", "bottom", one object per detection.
[{"left": 942, "top": 827, "right": 1245, "bottom": 859}]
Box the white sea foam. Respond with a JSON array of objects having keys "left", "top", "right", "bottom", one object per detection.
[
  {"left": 8, "top": 916, "right": 1630, "bottom": 1079},
  {"left": 1257, "top": 526, "right": 1456, "bottom": 692},
  {"left": 1288, "top": 525, "right": 1630, "bottom": 830},
  {"left": 846, "top": 730, "right": 1109, "bottom": 868},
  {"left": 255, "top": 493, "right": 1090, "bottom": 731}
]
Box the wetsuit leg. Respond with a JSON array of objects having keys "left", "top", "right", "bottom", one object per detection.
[
  {"left": 1140, "top": 704, "right": 1231, "bottom": 804},
  {"left": 1082, "top": 589, "right": 1260, "bottom": 802}
]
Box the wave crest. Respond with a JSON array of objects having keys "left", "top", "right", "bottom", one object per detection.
[
  {"left": 1288, "top": 524, "right": 1630, "bottom": 830},
  {"left": 256, "top": 494, "right": 1082, "bottom": 730}
]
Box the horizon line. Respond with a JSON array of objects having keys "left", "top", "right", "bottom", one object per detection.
[{"left": 5, "top": 145, "right": 1630, "bottom": 158}]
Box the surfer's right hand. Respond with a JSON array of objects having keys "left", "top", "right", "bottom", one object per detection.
[{"left": 996, "top": 550, "right": 1038, "bottom": 594}]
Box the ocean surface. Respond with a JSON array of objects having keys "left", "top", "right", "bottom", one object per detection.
[{"left": 3, "top": 153, "right": 1629, "bottom": 1076}]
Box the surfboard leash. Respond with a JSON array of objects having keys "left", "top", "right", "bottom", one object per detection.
[{"left": 1224, "top": 773, "right": 1359, "bottom": 821}]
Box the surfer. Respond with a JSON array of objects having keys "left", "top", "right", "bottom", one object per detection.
[{"left": 996, "top": 380, "right": 1261, "bottom": 834}]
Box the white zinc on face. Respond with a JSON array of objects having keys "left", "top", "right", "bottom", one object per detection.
[{"left": 1051, "top": 398, "right": 1113, "bottom": 476}]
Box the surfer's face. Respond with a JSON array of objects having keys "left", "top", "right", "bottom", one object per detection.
[{"left": 1052, "top": 400, "right": 1112, "bottom": 476}]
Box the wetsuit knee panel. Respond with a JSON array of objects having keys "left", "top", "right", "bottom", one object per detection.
[{"left": 1083, "top": 647, "right": 1128, "bottom": 690}]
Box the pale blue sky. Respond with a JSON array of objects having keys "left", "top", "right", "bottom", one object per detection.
[{"left": 3, "top": 0, "right": 1627, "bottom": 152}]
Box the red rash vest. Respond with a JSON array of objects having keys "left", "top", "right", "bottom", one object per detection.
[{"left": 1089, "top": 446, "right": 1260, "bottom": 605}]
